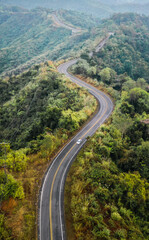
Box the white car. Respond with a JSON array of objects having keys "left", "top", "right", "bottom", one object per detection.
[{"left": 76, "top": 139, "right": 82, "bottom": 144}]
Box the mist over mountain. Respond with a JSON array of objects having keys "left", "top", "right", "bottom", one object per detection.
[{"left": 1, "top": 0, "right": 149, "bottom": 17}]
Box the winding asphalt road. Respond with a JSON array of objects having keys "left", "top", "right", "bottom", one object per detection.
[
  {"left": 39, "top": 59, "right": 114, "bottom": 240},
  {"left": 52, "top": 13, "right": 81, "bottom": 34},
  {"left": 89, "top": 32, "right": 114, "bottom": 57}
]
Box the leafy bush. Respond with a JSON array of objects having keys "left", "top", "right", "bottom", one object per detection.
[
  {"left": 115, "top": 229, "right": 127, "bottom": 239},
  {"left": 0, "top": 171, "right": 24, "bottom": 200},
  {"left": 0, "top": 214, "right": 11, "bottom": 240},
  {"left": 111, "top": 212, "right": 122, "bottom": 222},
  {"left": 0, "top": 149, "right": 28, "bottom": 172},
  {"left": 68, "top": 122, "right": 149, "bottom": 239}
]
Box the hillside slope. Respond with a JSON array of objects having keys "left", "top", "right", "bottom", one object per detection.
[
  {"left": 72, "top": 13, "right": 149, "bottom": 83},
  {"left": 0, "top": 6, "right": 99, "bottom": 76},
  {"left": 0, "top": 61, "right": 97, "bottom": 239},
  {"left": 65, "top": 14, "right": 149, "bottom": 240},
  {"left": 97, "top": 13, "right": 149, "bottom": 82},
  {"left": 0, "top": 61, "right": 96, "bottom": 149}
]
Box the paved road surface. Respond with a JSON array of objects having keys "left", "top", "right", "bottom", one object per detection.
[
  {"left": 89, "top": 32, "right": 114, "bottom": 57},
  {"left": 52, "top": 13, "right": 81, "bottom": 34},
  {"left": 39, "top": 59, "right": 113, "bottom": 240}
]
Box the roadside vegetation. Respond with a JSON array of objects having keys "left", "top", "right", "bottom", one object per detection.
[
  {"left": 65, "top": 12, "right": 149, "bottom": 240},
  {"left": 0, "top": 61, "right": 97, "bottom": 149},
  {"left": 66, "top": 68, "right": 149, "bottom": 240},
  {"left": 71, "top": 13, "right": 149, "bottom": 83},
  {"left": 0, "top": 61, "right": 96, "bottom": 239},
  {"left": 0, "top": 6, "right": 100, "bottom": 77}
]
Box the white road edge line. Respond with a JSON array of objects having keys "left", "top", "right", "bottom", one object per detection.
[
  {"left": 39, "top": 94, "right": 102, "bottom": 239},
  {"left": 59, "top": 141, "right": 86, "bottom": 240},
  {"left": 39, "top": 61, "right": 113, "bottom": 240},
  {"left": 59, "top": 102, "right": 113, "bottom": 240}
]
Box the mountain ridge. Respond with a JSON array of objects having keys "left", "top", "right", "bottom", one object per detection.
[{"left": 1, "top": 0, "right": 149, "bottom": 17}]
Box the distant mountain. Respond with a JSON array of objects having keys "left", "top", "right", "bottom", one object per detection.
[
  {"left": 1, "top": 0, "right": 149, "bottom": 17},
  {"left": 0, "top": 6, "right": 99, "bottom": 76},
  {"left": 1, "top": 4, "right": 149, "bottom": 78}
]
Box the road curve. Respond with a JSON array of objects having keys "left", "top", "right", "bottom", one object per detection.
[
  {"left": 39, "top": 59, "right": 114, "bottom": 240},
  {"left": 52, "top": 13, "right": 81, "bottom": 34}
]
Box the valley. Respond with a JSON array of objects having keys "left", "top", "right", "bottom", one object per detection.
[{"left": 0, "top": 3, "right": 149, "bottom": 240}]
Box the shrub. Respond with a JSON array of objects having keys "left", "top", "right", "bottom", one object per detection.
[
  {"left": 0, "top": 171, "right": 24, "bottom": 200},
  {"left": 115, "top": 229, "right": 127, "bottom": 239},
  {"left": 0, "top": 214, "right": 11, "bottom": 239},
  {"left": 120, "top": 207, "right": 132, "bottom": 220},
  {"left": 99, "top": 227, "right": 111, "bottom": 239},
  {"left": 4, "top": 150, "right": 28, "bottom": 172},
  {"left": 111, "top": 212, "right": 122, "bottom": 222}
]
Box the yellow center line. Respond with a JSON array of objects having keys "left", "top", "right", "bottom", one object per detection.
[
  {"left": 73, "top": 80, "right": 108, "bottom": 139},
  {"left": 80, "top": 91, "right": 108, "bottom": 139},
  {"left": 49, "top": 83, "right": 109, "bottom": 239},
  {"left": 50, "top": 144, "right": 77, "bottom": 240}
]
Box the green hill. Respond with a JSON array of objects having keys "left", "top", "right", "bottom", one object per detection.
[
  {"left": 98, "top": 13, "right": 149, "bottom": 82},
  {"left": 0, "top": 61, "right": 96, "bottom": 149},
  {"left": 72, "top": 13, "right": 149, "bottom": 83},
  {"left": 0, "top": 6, "right": 99, "bottom": 77},
  {"left": 1, "top": 7, "right": 148, "bottom": 80},
  {"left": 65, "top": 13, "right": 149, "bottom": 240}
]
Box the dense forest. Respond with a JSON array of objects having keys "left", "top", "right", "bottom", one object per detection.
[
  {"left": 67, "top": 64, "right": 149, "bottom": 238},
  {"left": 65, "top": 12, "right": 149, "bottom": 240},
  {"left": 57, "top": 9, "right": 101, "bottom": 29},
  {"left": 0, "top": 61, "right": 96, "bottom": 149},
  {"left": 1, "top": 6, "right": 148, "bottom": 81},
  {"left": 0, "top": 61, "right": 96, "bottom": 239},
  {"left": 71, "top": 14, "right": 149, "bottom": 83},
  {"left": 0, "top": 6, "right": 100, "bottom": 77},
  {"left": 96, "top": 14, "right": 149, "bottom": 82},
  {"left": 67, "top": 99, "right": 149, "bottom": 239}
]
